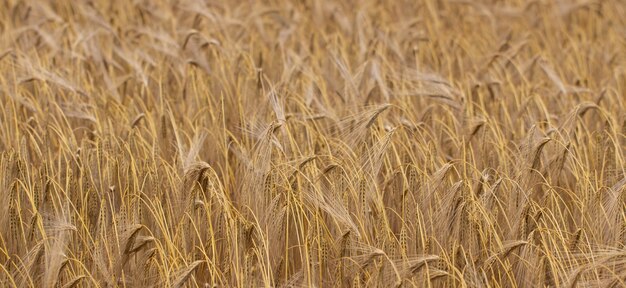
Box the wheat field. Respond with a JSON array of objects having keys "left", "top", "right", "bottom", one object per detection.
[{"left": 0, "top": 0, "right": 625, "bottom": 287}]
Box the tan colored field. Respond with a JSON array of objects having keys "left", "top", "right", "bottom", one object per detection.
[{"left": 0, "top": 0, "right": 625, "bottom": 287}]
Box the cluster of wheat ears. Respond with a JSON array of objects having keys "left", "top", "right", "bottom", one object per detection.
[{"left": 0, "top": 0, "right": 625, "bottom": 287}]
